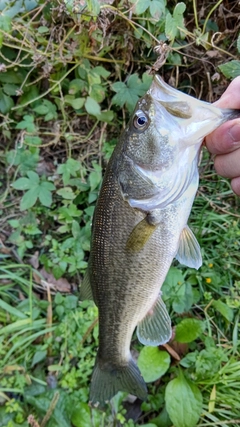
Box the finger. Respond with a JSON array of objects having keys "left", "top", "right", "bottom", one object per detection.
[
  {"left": 214, "top": 148, "right": 240, "bottom": 179},
  {"left": 214, "top": 76, "right": 240, "bottom": 109},
  {"left": 231, "top": 176, "right": 240, "bottom": 196},
  {"left": 205, "top": 119, "right": 240, "bottom": 154}
]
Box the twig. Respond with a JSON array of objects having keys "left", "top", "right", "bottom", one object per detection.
[{"left": 40, "top": 392, "right": 60, "bottom": 427}]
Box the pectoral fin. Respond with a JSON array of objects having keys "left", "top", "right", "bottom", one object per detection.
[
  {"left": 80, "top": 268, "right": 93, "bottom": 300},
  {"left": 126, "top": 218, "right": 157, "bottom": 252},
  {"left": 137, "top": 296, "right": 172, "bottom": 346},
  {"left": 175, "top": 225, "right": 202, "bottom": 269}
]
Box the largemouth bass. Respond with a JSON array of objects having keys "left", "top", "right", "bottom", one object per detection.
[{"left": 81, "top": 75, "right": 240, "bottom": 406}]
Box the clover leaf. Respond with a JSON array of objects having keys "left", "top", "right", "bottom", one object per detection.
[{"left": 12, "top": 171, "right": 56, "bottom": 210}]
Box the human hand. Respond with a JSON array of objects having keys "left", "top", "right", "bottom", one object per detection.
[{"left": 205, "top": 76, "right": 240, "bottom": 196}]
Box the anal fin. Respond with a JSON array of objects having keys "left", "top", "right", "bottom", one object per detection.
[
  {"left": 80, "top": 268, "right": 93, "bottom": 300},
  {"left": 137, "top": 296, "right": 172, "bottom": 346},
  {"left": 175, "top": 225, "right": 202, "bottom": 270}
]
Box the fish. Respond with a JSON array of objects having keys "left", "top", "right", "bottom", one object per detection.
[{"left": 80, "top": 75, "right": 240, "bottom": 406}]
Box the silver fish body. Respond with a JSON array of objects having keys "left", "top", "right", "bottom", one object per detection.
[{"left": 81, "top": 76, "right": 240, "bottom": 405}]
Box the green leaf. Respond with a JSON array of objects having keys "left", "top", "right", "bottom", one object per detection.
[
  {"left": 71, "top": 402, "right": 101, "bottom": 427},
  {"left": 219, "top": 60, "right": 240, "bottom": 79},
  {"left": 85, "top": 96, "right": 101, "bottom": 116},
  {"left": 149, "top": 0, "right": 166, "bottom": 19},
  {"left": 165, "top": 371, "right": 203, "bottom": 427},
  {"left": 0, "top": 299, "right": 27, "bottom": 319},
  {"left": 57, "top": 187, "right": 76, "bottom": 200},
  {"left": 72, "top": 220, "right": 81, "bottom": 238},
  {"left": 97, "top": 110, "right": 114, "bottom": 122},
  {"left": 71, "top": 97, "right": 85, "bottom": 110},
  {"left": 37, "top": 25, "right": 49, "bottom": 33},
  {"left": 162, "top": 266, "right": 184, "bottom": 287},
  {"left": 0, "top": 69, "right": 24, "bottom": 84},
  {"left": 212, "top": 300, "right": 234, "bottom": 322},
  {"left": 20, "top": 188, "right": 39, "bottom": 210},
  {"left": 0, "top": 14, "right": 12, "bottom": 32},
  {"left": 31, "top": 350, "right": 47, "bottom": 367},
  {"left": 38, "top": 188, "right": 52, "bottom": 207},
  {"left": 93, "top": 66, "right": 110, "bottom": 78},
  {"left": 138, "top": 347, "right": 170, "bottom": 383},
  {"left": 112, "top": 73, "right": 152, "bottom": 112},
  {"left": 3, "top": 83, "right": 19, "bottom": 96},
  {"left": 24, "top": 136, "right": 42, "bottom": 146},
  {"left": 162, "top": 267, "right": 194, "bottom": 313},
  {"left": 27, "top": 170, "right": 40, "bottom": 184},
  {"left": 165, "top": 3, "right": 186, "bottom": 41},
  {"left": 0, "top": 88, "right": 14, "bottom": 113},
  {"left": 57, "top": 158, "right": 80, "bottom": 185},
  {"left": 86, "top": 0, "right": 100, "bottom": 15},
  {"left": 71, "top": 402, "right": 91, "bottom": 427},
  {"left": 90, "top": 84, "right": 105, "bottom": 103},
  {"left": 165, "top": 12, "right": 177, "bottom": 41},
  {"left": 12, "top": 177, "right": 31, "bottom": 190},
  {"left": 131, "top": 0, "right": 150, "bottom": 15},
  {"left": 175, "top": 318, "right": 205, "bottom": 343},
  {"left": 89, "top": 163, "right": 102, "bottom": 191},
  {"left": 40, "top": 181, "right": 56, "bottom": 191},
  {"left": 68, "top": 79, "right": 85, "bottom": 95},
  {"left": 173, "top": 2, "right": 186, "bottom": 37},
  {"left": 26, "top": 391, "right": 71, "bottom": 427},
  {"left": 173, "top": 2, "right": 186, "bottom": 17},
  {"left": 33, "top": 105, "right": 49, "bottom": 115},
  {"left": 16, "top": 115, "right": 36, "bottom": 132},
  {"left": 172, "top": 282, "right": 194, "bottom": 313},
  {"left": 151, "top": 406, "right": 172, "bottom": 427},
  {"left": 237, "top": 34, "right": 240, "bottom": 54}
]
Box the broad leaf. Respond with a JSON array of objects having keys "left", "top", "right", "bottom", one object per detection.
[
  {"left": 175, "top": 318, "right": 205, "bottom": 343},
  {"left": 57, "top": 158, "right": 81, "bottom": 185},
  {"left": 12, "top": 177, "right": 31, "bottom": 191},
  {"left": 165, "top": 3, "right": 186, "bottom": 41},
  {"left": 138, "top": 347, "right": 170, "bottom": 382},
  {"left": 71, "top": 97, "right": 85, "bottom": 110},
  {"left": 16, "top": 115, "right": 36, "bottom": 132},
  {"left": 20, "top": 188, "right": 39, "bottom": 210},
  {"left": 212, "top": 300, "right": 234, "bottom": 322},
  {"left": 150, "top": 0, "right": 166, "bottom": 19},
  {"left": 219, "top": 60, "right": 240, "bottom": 79},
  {"left": 57, "top": 187, "right": 76, "bottom": 200},
  {"left": 85, "top": 96, "right": 101, "bottom": 116},
  {"left": 112, "top": 73, "right": 152, "bottom": 112},
  {"left": 131, "top": 0, "right": 150, "bottom": 15},
  {"left": 71, "top": 402, "right": 101, "bottom": 427},
  {"left": 27, "top": 170, "right": 40, "bottom": 184},
  {"left": 237, "top": 34, "right": 240, "bottom": 54},
  {"left": 0, "top": 88, "right": 14, "bottom": 113},
  {"left": 38, "top": 187, "right": 53, "bottom": 207},
  {"left": 165, "top": 370, "right": 203, "bottom": 427}
]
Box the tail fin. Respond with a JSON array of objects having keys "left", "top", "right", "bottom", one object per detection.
[{"left": 89, "top": 357, "right": 147, "bottom": 407}]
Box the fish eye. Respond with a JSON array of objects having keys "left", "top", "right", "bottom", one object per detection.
[{"left": 133, "top": 111, "right": 149, "bottom": 130}]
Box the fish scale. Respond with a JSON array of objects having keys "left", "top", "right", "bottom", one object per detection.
[{"left": 80, "top": 75, "right": 240, "bottom": 406}]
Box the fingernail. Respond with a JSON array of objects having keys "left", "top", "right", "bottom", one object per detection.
[{"left": 228, "top": 123, "right": 240, "bottom": 145}]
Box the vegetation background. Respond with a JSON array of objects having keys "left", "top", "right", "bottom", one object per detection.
[{"left": 0, "top": 0, "right": 240, "bottom": 426}]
